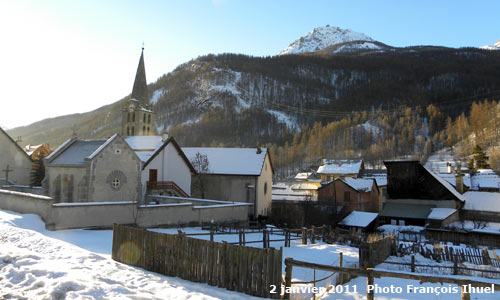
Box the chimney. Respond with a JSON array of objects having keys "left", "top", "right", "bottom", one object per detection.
[
  {"left": 16, "top": 136, "right": 22, "bottom": 144},
  {"left": 455, "top": 163, "right": 464, "bottom": 194},
  {"left": 161, "top": 130, "right": 169, "bottom": 142}
]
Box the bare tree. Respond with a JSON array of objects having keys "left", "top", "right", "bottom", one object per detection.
[{"left": 191, "top": 152, "right": 210, "bottom": 199}]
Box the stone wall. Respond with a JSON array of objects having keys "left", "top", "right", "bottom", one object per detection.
[{"left": 0, "top": 189, "right": 250, "bottom": 230}]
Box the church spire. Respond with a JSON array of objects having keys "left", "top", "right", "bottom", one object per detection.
[{"left": 131, "top": 47, "right": 149, "bottom": 105}]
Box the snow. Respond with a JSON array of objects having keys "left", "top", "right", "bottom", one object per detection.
[
  {"left": 469, "top": 171, "right": 500, "bottom": 190},
  {"left": 53, "top": 201, "right": 136, "bottom": 207},
  {"left": 480, "top": 39, "right": 500, "bottom": 50},
  {"left": 272, "top": 182, "right": 317, "bottom": 201},
  {"left": 124, "top": 136, "right": 163, "bottom": 151},
  {"left": 87, "top": 134, "right": 118, "bottom": 160},
  {"left": 338, "top": 211, "right": 378, "bottom": 228},
  {"left": 446, "top": 220, "right": 500, "bottom": 235},
  {"left": 438, "top": 173, "right": 472, "bottom": 188},
  {"left": 294, "top": 172, "right": 312, "bottom": 180},
  {"left": 268, "top": 109, "right": 297, "bottom": 130},
  {"left": 290, "top": 182, "right": 318, "bottom": 190},
  {"left": 134, "top": 151, "right": 154, "bottom": 162},
  {"left": 357, "top": 121, "right": 381, "bottom": 136},
  {"left": 341, "top": 178, "right": 374, "bottom": 192},
  {"left": 317, "top": 159, "right": 363, "bottom": 175},
  {"left": 0, "top": 188, "right": 51, "bottom": 200},
  {"left": 280, "top": 25, "right": 376, "bottom": 55},
  {"left": 378, "top": 225, "right": 425, "bottom": 234},
  {"left": 463, "top": 191, "right": 500, "bottom": 212},
  {"left": 332, "top": 41, "right": 383, "bottom": 53},
  {"left": 182, "top": 147, "right": 267, "bottom": 175},
  {"left": 150, "top": 89, "right": 164, "bottom": 104},
  {"left": 427, "top": 208, "right": 457, "bottom": 220},
  {"left": 0, "top": 209, "right": 359, "bottom": 300}
]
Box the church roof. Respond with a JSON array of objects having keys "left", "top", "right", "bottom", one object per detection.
[
  {"left": 130, "top": 48, "right": 149, "bottom": 105},
  {"left": 0, "top": 127, "right": 32, "bottom": 161},
  {"left": 49, "top": 140, "right": 106, "bottom": 165}
]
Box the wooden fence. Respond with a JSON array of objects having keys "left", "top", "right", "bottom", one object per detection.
[
  {"left": 111, "top": 224, "right": 282, "bottom": 299},
  {"left": 397, "top": 242, "right": 500, "bottom": 267}
]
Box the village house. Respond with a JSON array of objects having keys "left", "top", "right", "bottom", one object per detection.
[
  {"left": 25, "top": 144, "right": 51, "bottom": 161},
  {"left": 182, "top": 147, "right": 273, "bottom": 218},
  {"left": 381, "top": 160, "right": 464, "bottom": 226},
  {"left": 316, "top": 159, "right": 364, "bottom": 182},
  {"left": 0, "top": 127, "right": 32, "bottom": 185},
  {"left": 337, "top": 210, "right": 379, "bottom": 232},
  {"left": 317, "top": 177, "right": 379, "bottom": 213}
]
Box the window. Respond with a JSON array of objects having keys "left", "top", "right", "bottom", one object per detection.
[
  {"left": 127, "top": 127, "right": 130, "bottom": 135},
  {"left": 112, "top": 178, "right": 120, "bottom": 188},
  {"left": 132, "top": 113, "right": 135, "bottom": 122},
  {"left": 143, "top": 114, "right": 146, "bottom": 123},
  {"left": 131, "top": 127, "right": 135, "bottom": 135},
  {"left": 148, "top": 114, "right": 151, "bottom": 124},
  {"left": 143, "top": 126, "right": 146, "bottom": 133},
  {"left": 115, "top": 149, "right": 122, "bottom": 155},
  {"left": 264, "top": 182, "right": 268, "bottom": 195}
]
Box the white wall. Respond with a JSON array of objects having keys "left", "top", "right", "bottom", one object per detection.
[
  {"left": 142, "top": 142, "right": 192, "bottom": 197},
  {"left": 0, "top": 130, "right": 32, "bottom": 185}
]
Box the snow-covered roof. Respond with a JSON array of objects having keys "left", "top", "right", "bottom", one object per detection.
[
  {"left": 272, "top": 182, "right": 316, "bottom": 201},
  {"left": 135, "top": 151, "right": 154, "bottom": 163},
  {"left": 340, "top": 178, "right": 374, "bottom": 192},
  {"left": 463, "top": 191, "right": 500, "bottom": 212},
  {"left": 87, "top": 134, "right": 118, "bottom": 160},
  {"left": 295, "top": 172, "right": 312, "bottom": 180},
  {"left": 427, "top": 208, "right": 457, "bottom": 220},
  {"left": 49, "top": 140, "right": 106, "bottom": 165},
  {"left": 290, "top": 183, "right": 318, "bottom": 190},
  {"left": 125, "top": 136, "right": 163, "bottom": 151},
  {"left": 470, "top": 172, "right": 500, "bottom": 190},
  {"left": 317, "top": 159, "right": 363, "bottom": 175},
  {"left": 424, "top": 166, "right": 465, "bottom": 202},
  {"left": 338, "top": 211, "right": 378, "bottom": 228},
  {"left": 182, "top": 147, "right": 268, "bottom": 176},
  {"left": 437, "top": 173, "right": 471, "bottom": 188}
]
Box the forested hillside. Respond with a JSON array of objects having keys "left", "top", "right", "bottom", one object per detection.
[{"left": 7, "top": 47, "right": 500, "bottom": 178}]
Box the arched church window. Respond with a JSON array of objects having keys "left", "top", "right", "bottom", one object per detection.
[
  {"left": 132, "top": 113, "right": 135, "bottom": 122},
  {"left": 127, "top": 127, "right": 130, "bottom": 136},
  {"left": 127, "top": 113, "right": 130, "bottom": 122},
  {"left": 148, "top": 114, "right": 151, "bottom": 124},
  {"left": 143, "top": 114, "right": 146, "bottom": 123}
]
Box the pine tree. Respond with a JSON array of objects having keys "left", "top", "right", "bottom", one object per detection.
[
  {"left": 30, "top": 157, "right": 45, "bottom": 187},
  {"left": 470, "top": 144, "right": 490, "bottom": 171}
]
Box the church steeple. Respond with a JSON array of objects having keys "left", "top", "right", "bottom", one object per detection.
[
  {"left": 131, "top": 47, "right": 149, "bottom": 105},
  {"left": 121, "top": 47, "right": 156, "bottom": 137}
]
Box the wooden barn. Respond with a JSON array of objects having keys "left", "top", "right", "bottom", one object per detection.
[{"left": 381, "top": 160, "right": 464, "bottom": 226}]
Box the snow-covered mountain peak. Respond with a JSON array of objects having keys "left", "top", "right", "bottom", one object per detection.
[
  {"left": 280, "top": 25, "right": 377, "bottom": 55},
  {"left": 480, "top": 39, "right": 500, "bottom": 50}
]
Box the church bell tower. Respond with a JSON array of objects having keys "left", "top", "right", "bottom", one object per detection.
[{"left": 122, "top": 47, "right": 156, "bottom": 136}]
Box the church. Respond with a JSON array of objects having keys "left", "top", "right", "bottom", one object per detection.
[{"left": 43, "top": 48, "right": 194, "bottom": 203}]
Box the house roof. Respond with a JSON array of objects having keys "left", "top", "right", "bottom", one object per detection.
[
  {"left": 470, "top": 172, "right": 500, "bottom": 190},
  {"left": 317, "top": 159, "right": 363, "bottom": 175},
  {"left": 143, "top": 137, "right": 196, "bottom": 174},
  {"left": 424, "top": 166, "right": 465, "bottom": 202},
  {"left": 438, "top": 173, "right": 471, "bottom": 188},
  {"left": 182, "top": 147, "right": 269, "bottom": 176},
  {"left": 341, "top": 178, "right": 375, "bottom": 192},
  {"left": 338, "top": 211, "right": 378, "bottom": 228},
  {"left": 427, "top": 208, "right": 457, "bottom": 220},
  {"left": 463, "top": 191, "right": 500, "bottom": 212},
  {"left": 0, "top": 127, "right": 32, "bottom": 162},
  {"left": 295, "top": 172, "right": 312, "bottom": 180},
  {"left": 49, "top": 140, "right": 106, "bottom": 165},
  {"left": 290, "top": 182, "right": 318, "bottom": 190},
  {"left": 272, "top": 183, "right": 315, "bottom": 202},
  {"left": 124, "top": 136, "right": 163, "bottom": 151},
  {"left": 380, "top": 202, "right": 434, "bottom": 219}
]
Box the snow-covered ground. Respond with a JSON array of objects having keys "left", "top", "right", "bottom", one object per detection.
[{"left": 1, "top": 209, "right": 499, "bottom": 299}]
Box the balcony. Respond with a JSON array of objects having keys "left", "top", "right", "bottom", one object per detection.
[{"left": 146, "top": 181, "right": 189, "bottom": 198}]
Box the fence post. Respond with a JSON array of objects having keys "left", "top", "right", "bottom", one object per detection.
[
  {"left": 366, "top": 273, "right": 374, "bottom": 300},
  {"left": 283, "top": 258, "right": 293, "bottom": 300},
  {"left": 311, "top": 226, "right": 315, "bottom": 244},
  {"left": 411, "top": 255, "right": 415, "bottom": 272},
  {"left": 239, "top": 230, "right": 243, "bottom": 246},
  {"left": 263, "top": 229, "right": 268, "bottom": 249},
  {"left": 313, "top": 268, "right": 316, "bottom": 300},
  {"left": 338, "top": 252, "right": 343, "bottom": 283},
  {"left": 210, "top": 229, "right": 214, "bottom": 242},
  {"left": 453, "top": 260, "right": 458, "bottom": 275},
  {"left": 302, "top": 227, "right": 307, "bottom": 245}
]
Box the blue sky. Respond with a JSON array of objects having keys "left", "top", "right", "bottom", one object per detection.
[{"left": 1, "top": 0, "right": 499, "bottom": 129}]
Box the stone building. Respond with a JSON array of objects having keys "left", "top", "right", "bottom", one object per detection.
[
  {"left": 182, "top": 147, "right": 274, "bottom": 218},
  {"left": 318, "top": 177, "right": 379, "bottom": 213},
  {"left": 43, "top": 134, "right": 142, "bottom": 203},
  {"left": 122, "top": 47, "right": 156, "bottom": 137},
  {"left": 0, "top": 127, "right": 32, "bottom": 185}
]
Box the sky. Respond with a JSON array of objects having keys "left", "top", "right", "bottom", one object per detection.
[{"left": 0, "top": 0, "right": 499, "bottom": 129}]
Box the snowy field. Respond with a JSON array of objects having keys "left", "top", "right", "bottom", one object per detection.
[{"left": 1, "top": 209, "right": 499, "bottom": 299}]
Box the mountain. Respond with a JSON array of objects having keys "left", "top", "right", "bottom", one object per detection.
[
  {"left": 7, "top": 31, "right": 500, "bottom": 151},
  {"left": 280, "top": 25, "right": 389, "bottom": 55},
  {"left": 481, "top": 39, "right": 500, "bottom": 50}
]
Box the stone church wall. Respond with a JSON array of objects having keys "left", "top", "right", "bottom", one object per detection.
[{"left": 0, "top": 130, "right": 32, "bottom": 185}]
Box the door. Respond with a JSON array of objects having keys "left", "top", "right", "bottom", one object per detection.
[{"left": 149, "top": 169, "right": 158, "bottom": 182}]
